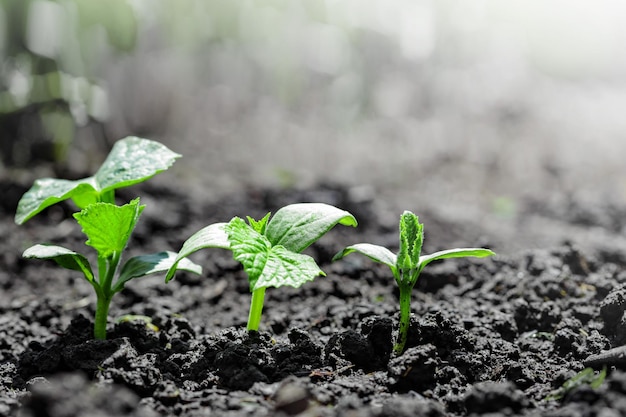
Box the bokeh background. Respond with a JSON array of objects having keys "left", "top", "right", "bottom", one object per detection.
[{"left": 3, "top": 0, "right": 626, "bottom": 251}]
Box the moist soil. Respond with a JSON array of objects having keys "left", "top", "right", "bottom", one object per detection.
[{"left": 2, "top": 180, "right": 626, "bottom": 417}]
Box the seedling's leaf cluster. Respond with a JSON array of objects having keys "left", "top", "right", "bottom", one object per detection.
[
  {"left": 166, "top": 203, "right": 357, "bottom": 330},
  {"left": 333, "top": 211, "right": 495, "bottom": 354},
  {"left": 16, "top": 137, "right": 197, "bottom": 339}
]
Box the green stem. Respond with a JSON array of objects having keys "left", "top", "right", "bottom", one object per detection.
[
  {"left": 93, "top": 252, "right": 121, "bottom": 339},
  {"left": 247, "top": 287, "right": 266, "bottom": 331},
  {"left": 393, "top": 283, "right": 413, "bottom": 355},
  {"left": 94, "top": 293, "right": 112, "bottom": 340}
]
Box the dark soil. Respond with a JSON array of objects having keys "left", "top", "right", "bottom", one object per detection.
[{"left": 2, "top": 180, "right": 626, "bottom": 417}]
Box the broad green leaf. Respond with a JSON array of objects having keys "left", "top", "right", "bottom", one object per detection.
[
  {"left": 74, "top": 198, "right": 145, "bottom": 259},
  {"left": 23, "top": 244, "right": 94, "bottom": 283},
  {"left": 165, "top": 222, "right": 230, "bottom": 282},
  {"left": 95, "top": 136, "right": 180, "bottom": 192},
  {"left": 418, "top": 248, "right": 495, "bottom": 273},
  {"left": 226, "top": 217, "right": 324, "bottom": 291},
  {"left": 265, "top": 203, "right": 357, "bottom": 253},
  {"left": 14, "top": 137, "right": 179, "bottom": 224},
  {"left": 332, "top": 243, "right": 398, "bottom": 272},
  {"left": 397, "top": 211, "right": 422, "bottom": 271},
  {"left": 15, "top": 179, "right": 99, "bottom": 224},
  {"left": 253, "top": 246, "right": 325, "bottom": 291},
  {"left": 114, "top": 251, "right": 202, "bottom": 293}
]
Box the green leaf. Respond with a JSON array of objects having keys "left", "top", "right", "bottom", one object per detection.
[
  {"left": 247, "top": 212, "right": 271, "bottom": 234},
  {"left": 165, "top": 222, "right": 230, "bottom": 282},
  {"left": 253, "top": 246, "right": 325, "bottom": 290},
  {"left": 14, "top": 137, "right": 179, "bottom": 224},
  {"left": 397, "top": 211, "right": 423, "bottom": 271},
  {"left": 95, "top": 136, "right": 180, "bottom": 192},
  {"left": 265, "top": 203, "right": 357, "bottom": 253},
  {"left": 74, "top": 198, "right": 145, "bottom": 259},
  {"left": 114, "top": 251, "right": 202, "bottom": 293},
  {"left": 418, "top": 248, "right": 495, "bottom": 273},
  {"left": 23, "top": 244, "right": 94, "bottom": 283},
  {"left": 333, "top": 243, "right": 398, "bottom": 273},
  {"left": 226, "top": 217, "right": 324, "bottom": 291},
  {"left": 15, "top": 178, "right": 99, "bottom": 224}
]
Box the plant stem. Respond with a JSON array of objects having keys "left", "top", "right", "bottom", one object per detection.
[
  {"left": 393, "top": 283, "right": 413, "bottom": 355},
  {"left": 247, "top": 287, "right": 266, "bottom": 331},
  {"left": 94, "top": 294, "right": 112, "bottom": 340}
]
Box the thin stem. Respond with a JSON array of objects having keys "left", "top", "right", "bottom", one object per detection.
[
  {"left": 247, "top": 287, "right": 266, "bottom": 331},
  {"left": 94, "top": 294, "right": 112, "bottom": 340},
  {"left": 393, "top": 283, "right": 413, "bottom": 355},
  {"left": 93, "top": 252, "right": 121, "bottom": 339}
]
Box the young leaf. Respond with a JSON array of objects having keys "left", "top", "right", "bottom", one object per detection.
[
  {"left": 94, "top": 136, "right": 180, "bottom": 191},
  {"left": 265, "top": 203, "right": 357, "bottom": 253},
  {"left": 113, "top": 251, "right": 202, "bottom": 293},
  {"left": 23, "top": 244, "right": 94, "bottom": 283},
  {"left": 247, "top": 212, "right": 271, "bottom": 234},
  {"left": 418, "top": 248, "right": 496, "bottom": 273},
  {"left": 333, "top": 243, "right": 398, "bottom": 272},
  {"left": 397, "top": 211, "right": 423, "bottom": 271},
  {"left": 226, "top": 217, "right": 324, "bottom": 291},
  {"left": 14, "top": 137, "right": 180, "bottom": 224},
  {"left": 165, "top": 222, "right": 230, "bottom": 282},
  {"left": 74, "top": 198, "right": 145, "bottom": 259}
]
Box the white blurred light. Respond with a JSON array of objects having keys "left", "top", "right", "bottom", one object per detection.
[{"left": 26, "top": 0, "right": 64, "bottom": 59}]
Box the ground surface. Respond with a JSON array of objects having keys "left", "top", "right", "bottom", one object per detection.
[{"left": 2, "top": 179, "right": 626, "bottom": 417}]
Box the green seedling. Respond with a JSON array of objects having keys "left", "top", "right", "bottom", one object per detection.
[
  {"left": 333, "top": 211, "right": 495, "bottom": 355},
  {"left": 545, "top": 366, "right": 607, "bottom": 401},
  {"left": 15, "top": 138, "right": 201, "bottom": 339},
  {"left": 166, "top": 203, "right": 357, "bottom": 331},
  {"left": 15, "top": 136, "right": 180, "bottom": 225}
]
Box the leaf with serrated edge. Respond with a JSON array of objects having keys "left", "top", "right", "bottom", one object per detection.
[
  {"left": 114, "top": 251, "right": 202, "bottom": 293},
  {"left": 418, "top": 248, "right": 495, "bottom": 273},
  {"left": 165, "top": 222, "right": 229, "bottom": 282},
  {"left": 14, "top": 137, "right": 179, "bottom": 224},
  {"left": 333, "top": 243, "right": 398, "bottom": 273},
  {"left": 23, "top": 244, "right": 94, "bottom": 283},
  {"left": 265, "top": 203, "right": 357, "bottom": 253},
  {"left": 253, "top": 245, "right": 324, "bottom": 291},
  {"left": 95, "top": 136, "right": 180, "bottom": 192},
  {"left": 74, "top": 198, "right": 144, "bottom": 259}
]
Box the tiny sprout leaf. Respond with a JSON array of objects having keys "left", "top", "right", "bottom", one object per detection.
[
  {"left": 418, "top": 248, "right": 496, "bottom": 273},
  {"left": 265, "top": 203, "right": 357, "bottom": 253},
  {"left": 14, "top": 137, "right": 179, "bottom": 224},
  {"left": 397, "top": 211, "right": 423, "bottom": 271},
  {"left": 247, "top": 212, "right": 271, "bottom": 234},
  {"left": 114, "top": 251, "right": 202, "bottom": 293},
  {"left": 333, "top": 243, "right": 398, "bottom": 272},
  {"left": 23, "top": 244, "right": 94, "bottom": 283},
  {"left": 165, "top": 222, "right": 230, "bottom": 282},
  {"left": 74, "top": 198, "right": 144, "bottom": 259}
]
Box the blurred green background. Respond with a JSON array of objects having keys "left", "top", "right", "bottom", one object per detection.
[{"left": 3, "top": 0, "right": 626, "bottom": 230}]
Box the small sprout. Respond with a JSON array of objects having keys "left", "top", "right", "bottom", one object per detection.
[
  {"left": 15, "top": 136, "right": 180, "bottom": 224},
  {"left": 333, "top": 211, "right": 495, "bottom": 355},
  {"left": 166, "top": 203, "right": 357, "bottom": 331},
  {"left": 546, "top": 367, "right": 607, "bottom": 401},
  {"left": 16, "top": 138, "right": 199, "bottom": 339}
]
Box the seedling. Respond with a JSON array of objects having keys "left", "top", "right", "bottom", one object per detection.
[
  {"left": 15, "top": 137, "right": 201, "bottom": 339},
  {"left": 333, "top": 211, "right": 495, "bottom": 355},
  {"left": 15, "top": 136, "right": 180, "bottom": 225},
  {"left": 166, "top": 203, "right": 357, "bottom": 331},
  {"left": 545, "top": 367, "right": 607, "bottom": 401}
]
